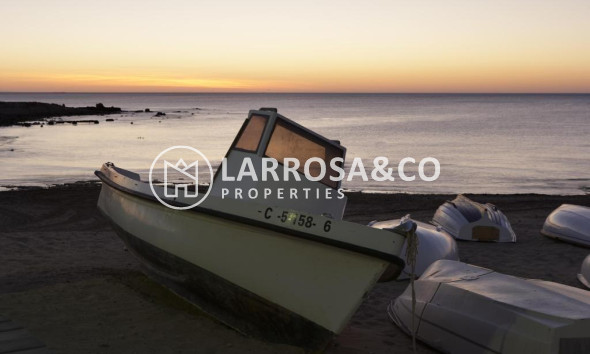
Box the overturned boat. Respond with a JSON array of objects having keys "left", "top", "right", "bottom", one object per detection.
[
  {"left": 578, "top": 254, "right": 590, "bottom": 289},
  {"left": 541, "top": 204, "right": 590, "bottom": 247},
  {"left": 369, "top": 216, "right": 459, "bottom": 279},
  {"left": 389, "top": 260, "right": 590, "bottom": 354},
  {"left": 432, "top": 194, "right": 516, "bottom": 242},
  {"left": 96, "top": 108, "right": 408, "bottom": 350}
]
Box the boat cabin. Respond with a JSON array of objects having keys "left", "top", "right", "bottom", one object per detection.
[{"left": 210, "top": 108, "right": 348, "bottom": 219}]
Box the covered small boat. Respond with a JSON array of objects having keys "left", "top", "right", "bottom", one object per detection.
[
  {"left": 432, "top": 194, "right": 516, "bottom": 242},
  {"left": 541, "top": 204, "right": 590, "bottom": 247},
  {"left": 369, "top": 216, "right": 459, "bottom": 279},
  {"left": 96, "top": 108, "right": 408, "bottom": 350},
  {"left": 389, "top": 260, "right": 590, "bottom": 354},
  {"left": 578, "top": 254, "right": 590, "bottom": 289}
]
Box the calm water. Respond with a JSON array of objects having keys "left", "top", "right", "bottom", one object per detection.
[{"left": 0, "top": 93, "right": 589, "bottom": 194}]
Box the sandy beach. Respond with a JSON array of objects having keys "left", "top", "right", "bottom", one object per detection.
[
  {"left": 2, "top": 0, "right": 589, "bottom": 352},
  {"left": 1, "top": 183, "right": 588, "bottom": 353}
]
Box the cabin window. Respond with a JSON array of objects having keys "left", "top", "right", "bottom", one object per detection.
[
  {"left": 265, "top": 119, "right": 344, "bottom": 189},
  {"left": 234, "top": 115, "right": 268, "bottom": 152}
]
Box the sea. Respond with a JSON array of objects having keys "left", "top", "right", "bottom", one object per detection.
[{"left": 0, "top": 92, "right": 588, "bottom": 195}]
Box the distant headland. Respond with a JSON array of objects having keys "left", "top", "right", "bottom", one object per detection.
[{"left": 0, "top": 101, "right": 122, "bottom": 126}]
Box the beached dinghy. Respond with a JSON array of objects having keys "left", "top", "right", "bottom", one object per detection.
[
  {"left": 541, "top": 204, "right": 590, "bottom": 247},
  {"left": 96, "top": 108, "right": 408, "bottom": 350},
  {"left": 389, "top": 260, "right": 590, "bottom": 354},
  {"left": 432, "top": 194, "right": 516, "bottom": 242},
  {"left": 578, "top": 254, "right": 590, "bottom": 289},
  {"left": 369, "top": 216, "right": 459, "bottom": 279}
]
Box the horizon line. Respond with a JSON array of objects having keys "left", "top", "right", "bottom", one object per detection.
[{"left": 1, "top": 91, "right": 589, "bottom": 95}]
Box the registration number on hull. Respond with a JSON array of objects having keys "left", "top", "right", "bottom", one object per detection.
[{"left": 260, "top": 207, "right": 331, "bottom": 232}]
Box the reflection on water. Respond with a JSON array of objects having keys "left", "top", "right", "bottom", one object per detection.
[{"left": 0, "top": 93, "right": 588, "bottom": 194}]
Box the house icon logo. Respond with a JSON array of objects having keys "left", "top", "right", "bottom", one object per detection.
[
  {"left": 149, "top": 146, "right": 213, "bottom": 210},
  {"left": 164, "top": 159, "right": 199, "bottom": 198}
]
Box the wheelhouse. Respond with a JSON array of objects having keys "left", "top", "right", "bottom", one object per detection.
[{"left": 211, "top": 108, "right": 348, "bottom": 219}]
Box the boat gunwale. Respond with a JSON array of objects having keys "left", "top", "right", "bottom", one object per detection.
[{"left": 95, "top": 169, "right": 406, "bottom": 268}]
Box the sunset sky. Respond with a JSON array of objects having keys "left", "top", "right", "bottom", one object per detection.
[{"left": 1, "top": 0, "right": 589, "bottom": 93}]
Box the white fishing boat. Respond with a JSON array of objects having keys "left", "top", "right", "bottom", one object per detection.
[
  {"left": 369, "top": 216, "right": 459, "bottom": 279},
  {"left": 541, "top": 204, "right": 590, "bottom": 247},
  {"left": 432, "top": 194, "right": 516, "bottom": 242},
  {"left": 578, "top": 254, "right": 590, "bottom": 289},
  {"left": 95, "top": 108, "right": 408, "bottom": 350},
  {"left": 389, "top": 260, "right": 590, "bottom": 354}
]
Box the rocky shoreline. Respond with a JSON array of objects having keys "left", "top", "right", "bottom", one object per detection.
[{"left": 0, "top": 101, "right": 122, "bottom": 126}]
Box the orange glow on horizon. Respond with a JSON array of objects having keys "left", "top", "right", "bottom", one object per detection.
[{"left": 1, "top": 1, "right": 589, "bottom": 93}]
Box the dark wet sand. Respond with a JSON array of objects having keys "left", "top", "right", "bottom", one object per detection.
[{"left": 1, "top": 183, "right": 588, "bottom": 353}]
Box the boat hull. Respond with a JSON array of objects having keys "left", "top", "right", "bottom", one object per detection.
[
  {"left": 542, "top": 204, "right": 590, "bottom": 247},
  {"left": 579, "top": 254, "right": 590, "bottom": 289},
  {"left": 105, "top": 219, "right": 333, "bottom": 348},
  {"left": 97, "top": 181, "right": 398, "bottom": 349},
  {"left": 389, "top": 260, "right": 590, "bottom": 354},
  {"left": 370, "top": 218, "right": 459, "bottom": 279},
  {"left": 432, "top": 195, "right": 516, "bottom": 242}
]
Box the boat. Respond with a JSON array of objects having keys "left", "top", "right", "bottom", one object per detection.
[
  {"left": 388, "top": 260, "right": 590, "bottom": 354},
  {"left": 95, "top": 108, "right": 409, "bottom": 350},
  {"left": 578, "top": 254, "right": 590, "bottom": 289},
  {"left": 541, "top": 204, "right": 590, "bottom": 247},
  {"left": 432, "top": 194, "right": 516, "bottom": 242},
  {"left": 369, "top": 216, "right": 459, "bottom": 279}
]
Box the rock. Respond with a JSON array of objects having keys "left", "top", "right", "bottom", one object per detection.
[{"left": 0, "top": 101, "right": 123, "bottom": 126}]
